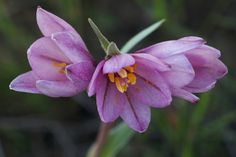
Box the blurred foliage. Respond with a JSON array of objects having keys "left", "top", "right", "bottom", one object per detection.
[{"left": 0, "top": 0, "right": 235, "bottom": 157}]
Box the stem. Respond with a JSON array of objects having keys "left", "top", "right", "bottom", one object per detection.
[{"left": 87, "top": 122, "right": 113, "bottom": 157}]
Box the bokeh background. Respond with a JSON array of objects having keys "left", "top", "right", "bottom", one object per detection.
[{"left": 0, "top": 0, "right": 235, "bottom": 157}]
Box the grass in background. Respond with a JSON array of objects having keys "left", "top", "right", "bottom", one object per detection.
[{"left": 0, "top": 0, "right": 235, "bottom": 157}]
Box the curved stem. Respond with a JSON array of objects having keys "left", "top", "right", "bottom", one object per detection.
[{"left": 87, "top": 122, "right": 113, "bottom": 157}]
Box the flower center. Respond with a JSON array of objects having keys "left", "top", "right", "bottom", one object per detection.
[
  {"left": 107, "top": 64, "right": 137, "bottom": 93},
  {"left": 53, "top": 62, "right": 68, "bottom": 74}
]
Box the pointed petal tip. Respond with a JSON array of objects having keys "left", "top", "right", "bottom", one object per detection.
[
  {"left": 87, "top": 90, "right": 94, "bottom": 97},
  {"left": 172, "top": 88, "right": 200, "bottom": 103},
  {"left": 9, "top": 81, "right": 19, "bottom": 91},
  {"left": 9, "top": 81, "right": 15, "bottom": 91},
  {"left": 8, "top": 81, "right": 27, "bottom": 93},
  {"left": 136, "top": 126, "right": 148, "bottom": 133},
  {"left": 212, "top": 59, "right": 228, "bottom": 80},
  {"left": 192, "top": 98, "right": 200, "bottom": 104},
  {"left": 190, "top": 95, "right": 200, "bottom": 104},
  {"left": 87, "top": 86, "right": 95, "bottom": 97},
  {"left": 36, "top": 7, "right": 77, "bottom": 37},
  {"left": 127, "top": 119, "right": 149, "bottom": 133},
  {"left": 99, "top": 108, "right": 120, "bottom": 123},
  {"left": 219, "top": 63, "right": 228, "bottom": 78},
  {"left": 9, "top": 72, "right": 40, "bottom": 94},
  {"left": 36, "top": 6, "right": 45, "bottom": 15}
]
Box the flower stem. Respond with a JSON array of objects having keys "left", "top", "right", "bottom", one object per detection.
[{"left": 87, "top": 122, "right": 113, "bottom": 157}]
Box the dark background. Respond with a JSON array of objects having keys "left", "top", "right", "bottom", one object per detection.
[{"left": 0, "top": 0, "right": 235, "bottom": 157}]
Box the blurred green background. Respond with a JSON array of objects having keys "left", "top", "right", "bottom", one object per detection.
[{"left": 0, "top": 0, "right": 235, "bottom": 157}]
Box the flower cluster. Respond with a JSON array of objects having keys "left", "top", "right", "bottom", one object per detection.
[
  {"left": 10, "top": 8, "right": 227, "bottom": 132},
  {"left": 10, "top": 7, "right": 95, "bottom": 97}
]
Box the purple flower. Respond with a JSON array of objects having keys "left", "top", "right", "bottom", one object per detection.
[
  {"left": 10, "top": 7, "right": 95, "bottom": 97},
  {"left": 88, "top": 36, "right": 227, "bottom": 133},
  {"left": 137, "top": 36, "right": 228, "bottom": 103},
  {"left": 88, "top": 53, "right": 172, "bottom": 132}
]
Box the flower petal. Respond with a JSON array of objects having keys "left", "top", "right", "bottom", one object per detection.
[
  {"left": 185, "top": 46, "right": 224, "bottom": 67},
  {"left": 66, "top": 61, "right": 95, "bottom": 92},
  {"left": 128, "top": 75, "right": 171, "bottom": 108},
  {"left": 171, "top": 88, "right": 200, "bottom": 103},
  {"left": 184, "top": 48, "right": 228, "bottom": 92},
  {"left": 180, "top": 37, "right": 221, "bottom": 57},
  {"left": 36, "top": 80, "right": 77, "bottom": 97},
  {"left": 184, "top": 62, "right": 227, "bottom": 93},
  {"left": 9, "top": 71, "right": 40, "bottom": 94},
  {"left": 162, "top": 55, "right": 195, "bottom": 87},
  {"left": 88, "top": 60, "right": 106, "bottom": 96},
  {"left": 183, "top": 80, "right": 216, "bottom": 93},
  {"left": 120, "top": 93, "right": 151, "bottom": 133},
  {"left": 136, "top": 36, "right": 205, "bottom": 58},
  {"left": 179, "top": 36, "right": 205, "bottom": 42},
  {"left": 36, "top": 7, "right": 76, "bottom": 36},
  {"left": 103, "top": 54, "right": 135, "bottom": 74},
  {"left": 27, "top": 37, "right": 69, "bottom": 80},
  {"left": 52, "top": 31, "right": 93, "bottom": 63},
  {"left": 132, "top": 53, "right": 171, "bottom": 72},
  {"left": 96, "top": 77, "right": 125, "bottom": 122},
  {"left": 133, "top": 62, "right": 172, "bottom": 108}
]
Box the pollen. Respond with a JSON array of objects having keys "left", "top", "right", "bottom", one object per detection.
[
  {"left": 107, "top": 64, "right": 137, "bottom": 93},
  {"left": 53, "top": 62, "right": 68, "bottom": 74}
]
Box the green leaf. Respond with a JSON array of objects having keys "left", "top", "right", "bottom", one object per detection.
[
  {"left": 121, "top": 19, "right": 166, "bottom": 53},
  {"left": 201, "top": 111, "right": 236, "bottom": 137},
  {"left": 100, "top": 123, "right": 134, "bottom": 157},
  {"left": 181, "top": 93, "right": 211, "bottom": 157},
  {"left": 88, "top": 18, "right": 110, "bottom": 52},
  {"left": 190, "top": 92, "right": 211, "bottom": 128}
]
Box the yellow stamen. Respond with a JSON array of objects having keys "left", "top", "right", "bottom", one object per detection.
[
  {"left": 127, "top": 73, "right": 137, "bottom": 85},
  {"left": 115, "top": 77, "right": 125, "bottom": 93},
  {"left": 125, "top": 66, "right": 135, "bottom": 73},
  {"left": 108, "top": 64, "right": 138, "bottom": 93},
  {"left": 108, "top": 73, "right": 115, "bottom": 82},
  {"left": 117, "top": 69, "right": 127, "bottom": 78},
  {"left": 59, "top": 69, "right": 66, "bottom": 74},
  {"left": 53, "top": 62, "right": 67, "bottom": 68},
  {"left": 53, "top": 62, "right": 67, "bottom": 74}
]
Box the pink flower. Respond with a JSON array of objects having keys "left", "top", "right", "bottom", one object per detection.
[
  {"left": 88, "top": 36, "right": 227, "bottom": 133},
  {"left": 137, "top": 36, "right": 228, "bottom": 103},
  {"left": 9, "top": 7, "right": 95, "bottom": 97},
  {"left": 88, "top": 52, "right": 172, "bottom": 132}
]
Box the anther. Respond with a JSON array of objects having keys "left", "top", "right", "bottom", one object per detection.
[
  {"left": 108, "top": 73, "right": 115, "bottom": 82},
  {"left": 118, "top": 69, "right": 127, "bottom": 78}
]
